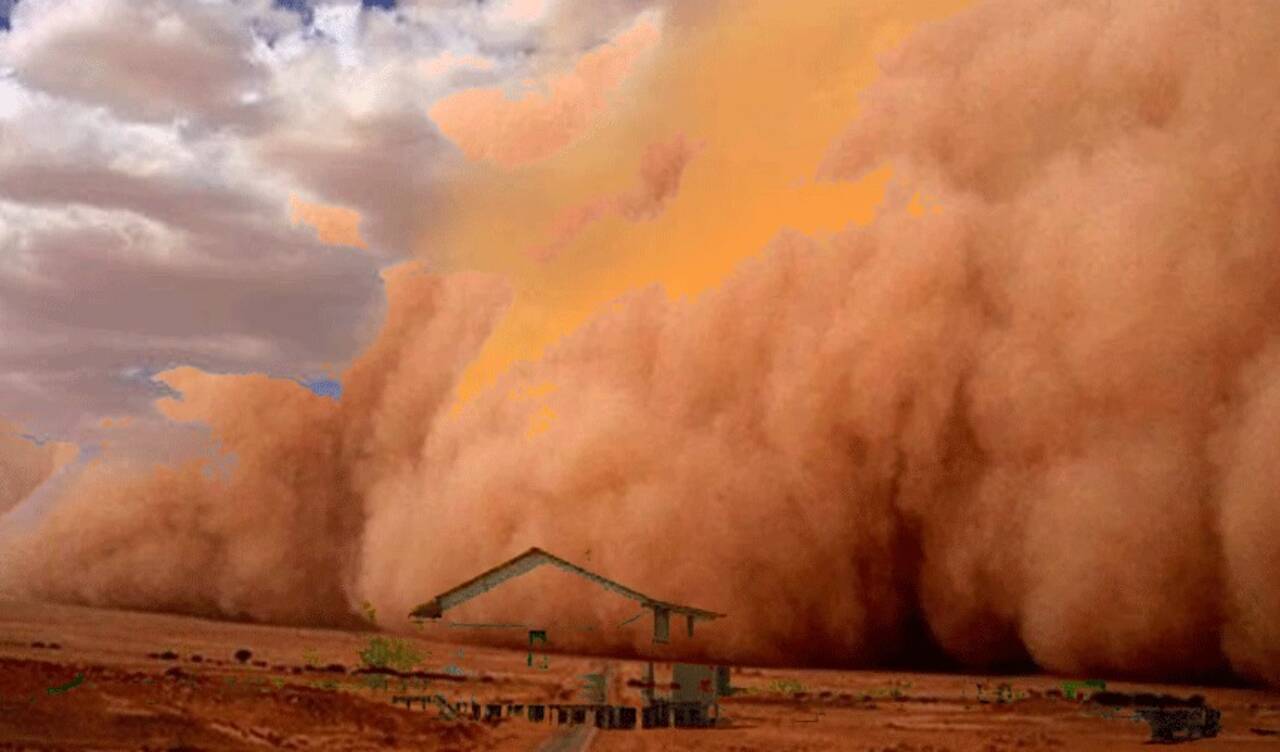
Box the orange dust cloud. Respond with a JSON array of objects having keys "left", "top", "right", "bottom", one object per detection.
[
  {"left": 0, "top": 421, "right": 77, "bottom": 516},
  {"left": 289, "top": 195, "right": 369, "bottom": 250},
  {"left": 429, "top": 0, "right": 962, "bottom": 402},
  {"left": 529, "top": 134, "right": 699, "bottom": 262},
  {"left": 427, "top": 14, "right": 661, "bottom": 169}
]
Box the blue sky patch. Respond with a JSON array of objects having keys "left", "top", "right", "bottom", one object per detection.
[
  {"left": 0, "top": 0, "right": 18, "bottom": 32},
  {"left": 273, "top": 0, "right": 396, "bottom": 26},
  {"left": 274, "top": 0, "right": 314, "bottom": 26},
  {"left": 302, "top": 378, "right": 343, "bottom": 400}
]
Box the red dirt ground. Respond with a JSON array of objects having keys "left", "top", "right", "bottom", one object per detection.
[{"left": 1, "top": 600, "right": 1277, "bottom": 751}]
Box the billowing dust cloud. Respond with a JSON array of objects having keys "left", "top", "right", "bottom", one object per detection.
[
  {"left": 0, "top": 421, "right": 76, "bottom": 516},
  {"left": 530, "top": 134, "right": 697, "bottom": 261},
  {"left": 4, "top": 0, "right": 1280, "bottom": 686},
  {"left": 427, "top": 14, "right": 661, "bottom": 168}
]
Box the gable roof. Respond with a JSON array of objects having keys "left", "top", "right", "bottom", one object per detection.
[{"left": 408, "top": 547, "right": 725, "bottom": 622}]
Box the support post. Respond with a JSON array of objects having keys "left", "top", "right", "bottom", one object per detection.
[{"left": 653, "top": 606, "right": 670, "bottom": 644}]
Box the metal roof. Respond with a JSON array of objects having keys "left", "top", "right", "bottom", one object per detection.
[{"left": 408, "top": 547, "right": 726, "bottom": 622}]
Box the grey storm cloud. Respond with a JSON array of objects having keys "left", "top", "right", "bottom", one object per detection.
[
  {"left": 0, "top": 70, "right": 386, "bottom": 435},
  {"left": 0, "top": 202, "right": 385, "bottom": 434},
  {"left": 3, "top": 0, "right": 275, "bottom": 126}
]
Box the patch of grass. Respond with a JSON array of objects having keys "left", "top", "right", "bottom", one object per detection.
[
  {"left": 358, "top": 636, "right": 424, "bottom": 672},
  {"left": 767, "top": 678, "right": 806, "bottom": 696}
]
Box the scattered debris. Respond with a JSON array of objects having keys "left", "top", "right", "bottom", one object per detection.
[
  {"left": 1134, "top": 705, "right": 1220, "bottom": 743},
  {"left": 1089, "top": 691, "right": 1207, "bottom": 708}
]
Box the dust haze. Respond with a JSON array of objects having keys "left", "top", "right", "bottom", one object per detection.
[
  {"left": 3, "top": 0, "right": 1279, "bottom": 687},
  {"left": 0, "top": 421, "right": 76, "bottom": 517}
]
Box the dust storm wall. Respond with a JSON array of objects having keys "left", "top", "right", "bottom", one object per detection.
[{"left": 3, "top": 0, "right": 1279, "bottom": 685}]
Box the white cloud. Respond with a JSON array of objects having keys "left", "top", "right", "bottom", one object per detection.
[
  {"left": 312, "top": 2, "right": 362, "bottom": 68},
  {"left": 2, "top": 0, "right": 269, "bottom": 124}
]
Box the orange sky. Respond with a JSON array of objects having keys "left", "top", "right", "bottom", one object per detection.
[{"left": 422, "top": 0, "right": 974, "bottom": 402}]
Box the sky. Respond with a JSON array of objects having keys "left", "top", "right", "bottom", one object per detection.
[{"left": 0, "top": 0, "right": 652, "bottom": 441}]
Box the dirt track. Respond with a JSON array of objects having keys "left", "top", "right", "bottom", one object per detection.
[{"left": 2, "top": 601, "right": 1278, "bottom": 750}]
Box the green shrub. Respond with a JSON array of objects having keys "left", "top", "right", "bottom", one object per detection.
[{"left": 358, "top": 636, "right": 424, "bottom": 672}]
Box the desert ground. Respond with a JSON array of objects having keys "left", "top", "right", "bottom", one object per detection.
[{"left": 1, "top": 600, "right": 1277, "bottom": 751}]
